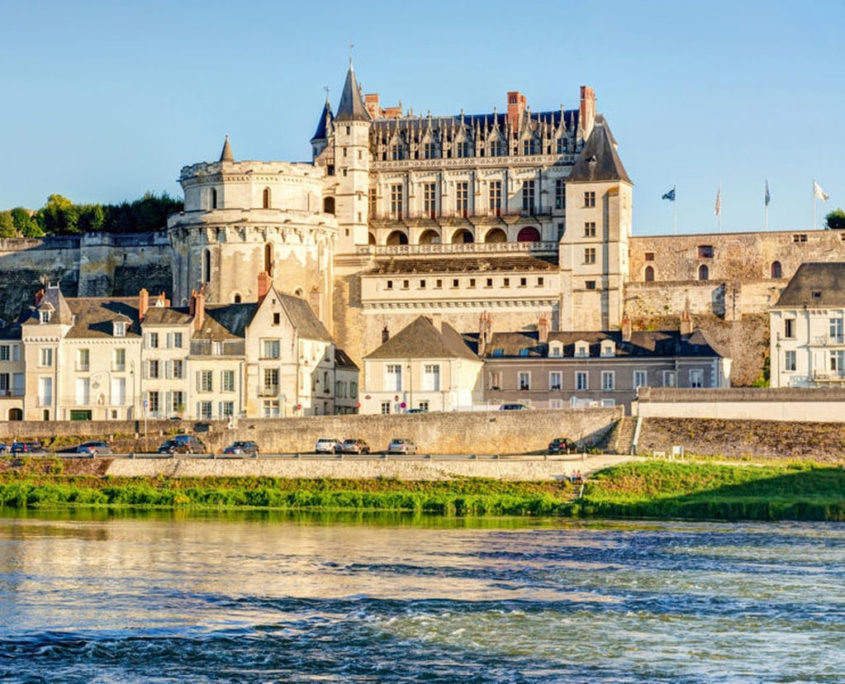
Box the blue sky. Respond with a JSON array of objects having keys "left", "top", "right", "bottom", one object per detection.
[{"left": 1, "top": 0, "right": 843, "bottom": 235}]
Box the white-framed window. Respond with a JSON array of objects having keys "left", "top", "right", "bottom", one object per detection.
[
  {"left": 113, "top": 321, "right": 126, "bottom": 337},
  {"left": 113, "top": 348, "right": 126, "bottom": 371},
  {"left": 783, "top": 318, "right": 795, "bottom": 339},
  {"left": 220, "top": 401, "right": 234, "bottom": 418},
  {"left": 262, "top": 339, "right": 280, "bottom": 359},
  {"left": 830, "top": 317, "right": 844, "bottom": 343},
  {"left": 111, "top": 378, "right": 126, "bottom": 406},
  {"left": 222, "top": 370, "right": 235, "bottom": 392},
  {"left": 39, "top": 310, "right": 51, "bottom": 324},
  {"left": 423, "top": 182, "right": 437, "bottom": 217},
  {"left": 830, "top": 350, "right": 845, "bottom": 372},
  {"left": 148, "top": 390, "right": 159, "bottom": 414},
  {"left": 576, "top": 371, "right": 588, "bottom": 391},
  {"left": 549, "top": 342, "right": 562, "bottom": 357},
  {"left": 390, "top": 184, "right": 403, "bottom": 219},
  {"left": 518, "top": 371, "right": 531, "bottom": 390},
  {"left": 456, "top": 181, "right": 469, "bottom": 216},
  {"left": 689, "top": 369, "right": 704, "bottom": 388},
  {"left": 147, "top": 332, "right": 159, "bottom": 348},
  {"left": 263, "top": 400, "right": 280, "bottom": 417},
  {"left": 148, "top": 360, "right": 159, "bottom": 379},
  {"left": 173, "top": 332, "right": 183, "bottom": 348},
  {"left": 601, "top": 399, "right": 616, "bottom": 407},
  {"left": 39, "top": 348, "right": 53, "bottom": 367},
  {"left": 601, "top": 371, "right": 615, "bottom": 391},
  {"left": 489, "top": 181, "right": 502, "bottom": 214},
  {"left": 549, "top": 371, "right": 562, "bottom": 391},
  {"left": 600, "top": 341, "right": 615, "bottom": 357},
  {"left": 575, "top": 342, "right": 589, "bottom": 357},
  {"left": 263, "top": 368, "right": 279, "bottom": 393},
  {"left": 385, "top": 364, "right": 402, "bottom": 391},
  {"left": 784, "top": 350, "right": 796, "bottom": 372},
  {"left": 171, "top": 391, "right": 184, "bottom": 414},
  {"left": 634, "top": 370, "right": 648, "bottom": 389},
  {"left": 199, "top": 370, "right": 213, "bottom": 392},
  {"left": 0, "top": 344, "right": 15, "bottom": 362},
  {"left": 76, "top": 348, "right": 90, "bottom": 371},
  {"left": 75, "top": 378, "right": 90, "bottom": 406},
  {"left": 173, "top": 359, "right": 184, "bottom": 379},
  {"left": 663, "top": 371, "right": 677, "bottom": 388},
  {"left": 522, "top": 180, "right": 535, "bottom": 212},
  {"left": 38, "top": 377, "right": 52, "bottom": 406},
  {"left": 380, "top": 401, "right": 391, "bottom": 415},
  {"left": 199, "top": 401, "right": 213, "bottom": 420},
  {"left": 423, "top": 364, "right": 440, "bottom": 391}
]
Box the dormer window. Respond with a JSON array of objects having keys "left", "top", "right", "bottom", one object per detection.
[
  {"left": 113, "top": 321, "right": 126, "bottom": 337},
  {"left": 39, "top": 310, "right": 51, "bottom": 324},
  {"left": 601, "top": 341, "right": 616, "bottom": 357},
  {"left": 575, "top": 341, "right": 589, "bottom": 358},
  {"left": 549, "top": 342, "right": 562, "bottom": 358}
]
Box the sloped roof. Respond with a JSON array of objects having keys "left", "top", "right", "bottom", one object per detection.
[
  {"left": 774, "top": 262, "right": 845, "bottom": 308},
  {"left": 21, "top": 285, "right": 74, "bottom": 326},
  {"left": 142, "top": 307, "right": 192, "bottom": 326},
  {"left": 219, "top": 135, "right": 234, "bottom": 162},
  {"left": 197, "top": 303, "right": 259, "bottom": 340},
  {"left": 567, "top": 115, "right": 631, "bottom": 184},
  {"left": 277, "top": 292, "right": 333, "bottom": 342},
  {"left": 335, "top": 63, "right": 371, "bottom": 122},
  {"left": 311, "top": 96, "right": 334, "bottom": 142},
  {"left": 335, "top": 347, "right": 359, "bottom": 370},
  {"left": 365, "top": 316, "right": 479, "bottom": 361}
]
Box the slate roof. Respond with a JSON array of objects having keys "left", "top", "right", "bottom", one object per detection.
[
  {"left": 64, "top": 298, "right": 141, "bottom": 339},
  {"left": 21, "top": 285, "right": 77, "bottom": 327},
  {"left": 567, "top": 115, "right": 631, "bottom": 184},
  {"left": 277, "top": 292, "right": 333, "bottom": 342},
  {"left": 335, "top": 348, "right": 359, "bottom": 370},
  {"left": 773, "top": 262, "right": 845, "bottom": 308},
  {"left": 219, "top": 135, "right": 234, "bottom": 162},
  {"left": 365, "top": 316, "right": 479, "bottom": 361},
  {"left": 470, "top": 329, "right": 723, "bottom": 359},
  {"left": 311, "top": 97, "right": 334, "bottom": 142},
  {"left": 142, "top": 306, "right": 192, "bottom": 326},
  {"left": 196, "top": 303, "right": 259, "bottom": 340},
  {"left": 335, "top": 63, "right": 370, "bottom": 122},
  {"left": 370, "top": 108, "right": 579, "bottom": 138},
  {"left": 368, "top": 255, "right": 557, "bottom": 275}
]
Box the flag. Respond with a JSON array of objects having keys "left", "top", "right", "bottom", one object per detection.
[
  {"left": 715, "top": 188, "right": 721, "bottom": 216},
  {"left": 765, "top": 180, "right": 771, "bottom": 206},
  {"left": 661, "top": 186, "right": 676, "bottom": 201},
  {"left": 813, "top": 180, "right": 830, "bottom": 201}
]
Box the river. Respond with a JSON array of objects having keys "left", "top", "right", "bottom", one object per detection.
[{"left": 0, "top": 510, "right": 841, "bottom": 682}]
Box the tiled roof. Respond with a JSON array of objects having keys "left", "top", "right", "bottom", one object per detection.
[
  {"left": 365, "top": 316, "right": 479, "bottom": 361},
  {"left": 368, "top": 255, "right": 557, "bottom": 275},
  {"left": 64, "top": 298, "right": 141, "bottom": 339},
  {"left": 567, "top": 115, "right": 631, "bottom": 184},
  {"left": 774, "top": 262, "right": 845, "bottom": 308}
]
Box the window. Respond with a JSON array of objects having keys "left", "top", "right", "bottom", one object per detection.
[
  {"left": 222, "top": 370, "right": 235, "bottom": 392},
  {"left": 199, "top": 370, "right": 213, "bottom": 392},
  {"left": 148, "top": 332, "right": 159, "bottom": 349},
  {"left": 634, "top": 370, "right": 648, "bottom": 389},
  {"left": 549, "top": 343, "right": 562, "bottom": 358},
  {"left": 830, "top": 350, "right": 845, "bottom": 371},
  {"left": 381, "top": 401, "right": 391, "bottom": 415},
  {"left": 38, "top": 377, "right": 52, "bottom": 406},
  {"left": 456, "top": 181, "right": 469, "bottom": 217},
  {"left": 203, "top": 248, "right": 211, "bottom": 283},
  {"left": 113, "top": 321, "right": 126, "bottom": 337},
  {"left": 829, "top": 318, "right": 844, "bottom": 342},
  {"left": 698, "top": 245, "right": 714, "bottom": 258},
  {"left": 488, "top": 371, "right": 503, "bottom": 390},
  {"left": 575, "top": 343, "right": 589, "bottom": 357},
  {"left": 584, "top": 222, "right": 596, "bottom": 237},
  {"left": 350, "top": 382, "right": 357, "bottom": 398},
  {"left": 522, "top": 181, "right": 535, "bottom": 212},
  {"left": 698, "top": 264, "right": 709, "bottom": 281},
  {"left": 263, "top": 368, "right": 279, "bottom": 393},
  {"left": 76, "top": 348, "right": 90, "bottom": 371},
  {"left": 645, "top": 252, "right": 655, "bottom": 261},
  {"left": 262, "top": 339, "right": 280, "bottom": 359},
  {"left": 173, "top": 332, "right": 183, "bottom": 348},
  {"left": 148, "top": 391, "right": 159, "bottom": 414},
  {"left": 418, "top": 400, "right": 429, "bottom": 411},
  {"left": 644, "top": 266, "right": 655, "bottom": 282},
  {"left": 522, "top": 138, "right": 536, "bottom": 155},
  {"left": 113, "top": 348, "right": 126, "bottom": 371},
  {"left": 784, "top": 350, "right": 796, "bottom": 372},
  {"left": 111, "top": 377, "right": 126, "bottom": 406},
  {"left": 456, "top": 141, "right": 470, "bottom": 158},
  {"left": 469, "top": 278, "right": 476, "bottom": 288},
  {"left": 518, "top": 372, "right": 531, "bottom": 390},
  {"left": 537, "top": 277, "right": 544, "bottom": 287},
  {"left": 172, "top": 359, "right": 184, "bottom": 379},
  {"left": 423, "top": 182, "right": 437, "bottom": 217},
  {"left": 75, "top": 378, "right": 90, "bottom": 406},
  {"left": 486, "top": 278, "right": 493, "bottom": 288},
  {"left": 555, "top": 179, "right": 565, "bottom": 209},
  {"left": 0, "top": 345, "right": 11, "bottom": 362},
  {"left": 601, "top": 342, "right": 615, "bottom": 357},
  {"left": 435, "top": 279, "right": 442, "bottom": 288},
  {"left": 503, "top": 277, "right": 510, "bottom": 287},
  {"left": 549, "top": 371, "right": 562, "bottom": 391},
  {"left": 148, "top": 360, "right": 159, "bottom": 379},
  {"left": 771, "top": 261, "right": 782, "bottom": 279},
  {"left": 368, "top": 188, "right": 376, "bottom": 216},
  {"left": 792, "top": 234, "right": 807, "bottom": 243},
  {"left": 220, "top": 401, "right": 234, "bottom": 417},
  {"left": 576, "top": 371, "right": 588, "bottom": 391},
  {"left": 200, "top": 401, "right": 213, "bottom": 419},
  {"left": 390, "top": 184, "right": 403, "bottom": 219},
  {"left": 39, "top": 310, "right": 51, "bottom": 324},
  {"left": 272, "top": 312, "right": 281, "bottom": 325},
  {"left": 423, "top": 142, "right": 437, "bottom": 159},
  {"left": 391, "top": 144, "right": 403, "bottom": 161},
  {"left": 402, "top": 279, "right": 409, "bottom": 289},
  {"left": 452, "top": 279, "right": 459, "bottom": 288},
  {"left": 601, "top": 371, "right": 615, "bottom": 391},
  {"left": 663, "top": 371, "right": 677, "bottom": 388},
  {"left": 689, "top": 369, "right": 704, "bottom": 388},
  {"left": 423, "top": 364, "right": 440, "bottom": 391},
  {"left": 39, "top": 348, "right": 53, "bottom": 367},
  {"left": 584, "top": 191, "right": 595, "bottom": 208},
  {"left": 386, "top": 364, "right": 402, "bottom": 391},
  {"left": 263, "top": 187, "right": 271, "bottom": 209},
  {"left": 489, "top": 181, "right": 502, "bottom": 215},
  {"left": 263, "top": 400, "right": 280, "bottom": 417},
  {"left": 585, "top": 247, "right": 596, "bottom": 264},
  {"left": 211, "top": 188, "right": 218, "bottom": 209},
  {"left": 169, "top": 391, "right": 182, "bottom": 417},
  {"left": 784, "top": 319, "right": 795, "bottom": 338}
]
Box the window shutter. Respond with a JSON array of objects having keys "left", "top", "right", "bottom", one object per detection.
[
  {"left": 196, "top": 371, "right": 201, "bottom": 392},
  {"left": 166, "top": 332, "right": 173, "bottom": 349}
]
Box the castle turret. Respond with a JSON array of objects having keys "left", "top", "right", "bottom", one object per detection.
[
  {"left": 219, "top": 135, "right": 234, "bottom": 162},
  {"left": 310, "top": 96, "right": 333, "bottom": 160}
]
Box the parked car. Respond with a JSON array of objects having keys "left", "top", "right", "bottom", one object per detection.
[
  {"left": 406, "top": 408, "right": 427, "bottom": 414},
  {"left": 223, "top": 440, "right": 259, "bottom": 456},
  {"left": 315, "top": 438, "right": 343, "bottom": 454},
  {"left": 388, "top": 438, "right": 417, "bottom": 455},
  {"left": 76, "top": 441, "right": 113, "bottom": 456},
  {"left": 499, "top": 403, "right": 531, "bottom": 410},
  {"left": 157, "top": 435, "right": 207, "bottom": 454},
  {"left": 0, "top": 443, "right": 7, "bottom": 454},
  {"left": 548, "top": 437, "right": 575, "bottom": 454},
  {"left": 11, "top": 441, "right": 47, "bottom": 455},
  {"left": 340, "top": 438, "right": 370, "bottom": 454}
]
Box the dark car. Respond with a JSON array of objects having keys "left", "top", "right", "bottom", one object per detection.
[
  {"left": 499, "top": 403, "right": 531, "bottom": 411},
  {"left": 340, "top": 438, "right": 370, "bottom": 454},
  {"left": 157, "top": 435, "right": 207, "bottom": 454},
  {"left": 76, "top": 441, "right": 113, "bottom": 456},
  {"left": 223, "top": 441, "right": 259, "bottom": 456},
  {"left": 548, "top": 437, "right": 575, "bottom": 454},
  {"left": 11, "top": 441, "right": 47, "bottom": 455}
]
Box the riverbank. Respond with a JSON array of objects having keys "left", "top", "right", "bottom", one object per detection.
[{"left": 0, "top": 456, "right": 841, "bottom": 521}]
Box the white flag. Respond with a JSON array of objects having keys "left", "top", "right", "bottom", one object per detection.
[
  {"left": 714, "top": 188, "right": 721, "bottom": 216},
  {"left": 813, "top": 180, "right": 830, "bottom": 201}
]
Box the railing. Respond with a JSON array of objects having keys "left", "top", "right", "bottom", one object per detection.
[
  {"left": 356, "top": 241, "right": 558, "bottom": 257},
  {"left": 190, "top": 341, "right": 245, "bottom": 356},
  {"left": 0, "top": 389, "right": 25, "bottom": 397},
  {"left": 813, "top": 370, "right": 845, "bottom": 382},
  {"left": 258, "top": 387, "right": 279, "bottom": 397},
  {"left": 813, "top": 335, "right": 845, "bottom": 346}
]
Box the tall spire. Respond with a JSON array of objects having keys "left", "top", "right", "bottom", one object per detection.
[
  {"left": 335, "top": 62, "right": 371, "bottom": 122},
  {"left": 310, "top": 90, "right": 334, "bottom": 143},
  {"left": 219, "top": 135, "right": 234, "bottom": 162}
]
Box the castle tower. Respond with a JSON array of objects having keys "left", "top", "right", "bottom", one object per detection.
[
  {"left": 331, "top": 62, "right": 372, "bottom": 253},
  {"left": 560, "top": 115, "right": 632, "bottom": 330}
]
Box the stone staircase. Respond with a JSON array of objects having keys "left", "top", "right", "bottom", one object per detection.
[{"left": 606, "top": 417, "right": 638, "bottom": 455}]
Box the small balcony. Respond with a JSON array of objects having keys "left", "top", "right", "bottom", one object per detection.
[
  {"left": 259, "top": 386, "right": 279, "bottom": 397},
  {"left": 813, "top": 370, "right": 845, "bottom": 383}
]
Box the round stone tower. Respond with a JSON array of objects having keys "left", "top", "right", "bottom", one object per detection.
[{"left": 168, "top": 137, "right": 338, "bottom": 326}]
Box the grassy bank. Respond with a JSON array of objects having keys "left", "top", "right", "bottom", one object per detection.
[{"left": 0, "top": 457, "right": 841, "bottom": 521}]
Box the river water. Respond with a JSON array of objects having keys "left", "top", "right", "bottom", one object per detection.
[{"left": 0, "top": 510, "right": 841, "bottom": 683}]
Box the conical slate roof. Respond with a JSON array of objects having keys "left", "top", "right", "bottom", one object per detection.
[
  {"left": 335, "top": 63, "right": 370, "bottom": 122},
  {"left": 568, "top": 115, "right": 631, "bottom": 184},
  {"left": 219, "top": 135, "right": 234, "bottom": 162},
  {"left": 311, "top": 96, "right": 334, "bottom": 142}
]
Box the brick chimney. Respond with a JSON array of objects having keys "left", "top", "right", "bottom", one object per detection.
[
  {"left": 507, "top": 91, "right": 526, "bottom": 132},
  {"left": 365, "top": 93, "right": 381, "bottom": 119},
  {"left": 538, "top": 314, "right": 550, "bottom": 344},
  {"left": 189, "top": 289, "right": 196, "bottom": 316},
  {"left": 138, "top": 288, "right": 149, "bottom": 321},
  {"left": 34, "top": 288, "right": 45, "bottom": 306},
  {"left": 193, "top": 288, "right": 206, "bottom": 331},
  {"left": 257, "top": 271, "right": 272, "bottom": 304},
  {"left": 621, "top": 314, "right": 632, "bottom": 342},
  {"left": 579, "top": 85, "right": 596, "bottom": 140},
  {"left": 680, "top": 310, "right": 693, "bottom": 336}
]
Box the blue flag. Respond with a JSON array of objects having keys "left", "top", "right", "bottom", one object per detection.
[
  {"left": 765, "top": 180, "right": 771, "bottom": 206},
  {"left": 662, "top": 187, "right": 676, "bottom": 201}
]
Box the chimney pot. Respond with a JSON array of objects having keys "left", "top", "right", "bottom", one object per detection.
[
  {"left": 257, "top": 271, "right": 272, "bottom": 304},
  {"left": 193, "top": 288, "right": 206, "bottom": 331},
  {"left": 138, "top": 288, "right": 149, "bottom": 322}
]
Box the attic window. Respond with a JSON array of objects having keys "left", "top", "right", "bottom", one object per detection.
[
  {"left": 273, "top": 313, "right": 281, "bottom": 325},
  {"left": 492, "top": 349, "right": 504, "bottom": 357},
  {"left": 113, "top": 321, "right": 126, "bottom": 337},
  {"left": 549, "top": 343, "right": 562, "bottom": 357},
  {"left": 39, "top": 310, "right": 51, "bottom": 324},
  {"left": 601, "top": 341, "right": 615, "bottom": 357},
  {"left": 575, "top": 343, "right": 589, "bottom": 358},
  {"left": 812, "top": 291, "right": 822, "bottom": 299}
]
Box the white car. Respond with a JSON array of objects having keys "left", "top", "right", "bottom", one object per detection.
[
  {"left": 388, "top": 438, "right": 417, "bottom": 455},
  {"left": 315, "top": 438, "right": 343, "bottom": 454}
]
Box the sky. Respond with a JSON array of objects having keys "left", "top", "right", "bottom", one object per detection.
[{"left": 1, "top": 0, "right": 843, "bottom": 235}]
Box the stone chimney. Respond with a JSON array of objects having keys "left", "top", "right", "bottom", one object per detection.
[
  {"left": 680, "top": 310, "right": 693, "bottom": 336},
  {"left": 34, "top": 288, "right": 45, "bottom": 306},
  {"left": 189, "top": 289, "right": 196, "bottom": 316},
  {"left": 381, "top": 325, "right": 389, "bottom": 344},
  {"left": 257, "top": 271, "right": 272, "bottom": 304},
  {"left": 538, "top": 314, "right": 550, "bottom": 344},
  {"left": 478, "top": 311, "right": 492, "bottom": 356},
  {"left": 579, "top": 85, "right": 596, "bottom": 140},
  {"left": 621, "top": 314, "right": 632, "bottom": 342},
  {"left": 193, "top": 288, "right": 206, "bottom": 331},
  {"left": 507, "top": 91, "right": 526, "bottom": 132},
  {"left": 138, "top": 288, "right": 149, "bottom": 322}
]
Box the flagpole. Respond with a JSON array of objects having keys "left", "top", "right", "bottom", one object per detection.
[
  {"left": 765, "top": 202, "right": 768, "bottom": 231},
  {"left": 812, "top": 180, "right": 816, "bottom": 230},
  {"left": 673, "top": 188, "right": 678, "bottom": 235}
]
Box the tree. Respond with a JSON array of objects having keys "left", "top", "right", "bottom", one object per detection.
[
  {"left": 10, "top": 207, "right": 42, "bottom": 236},
  {"left": 825, "top": 208, "right": 845, "bottom": 230},
  {"left": 0, "top": 211, "right": 15, "bottom": 238}
]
